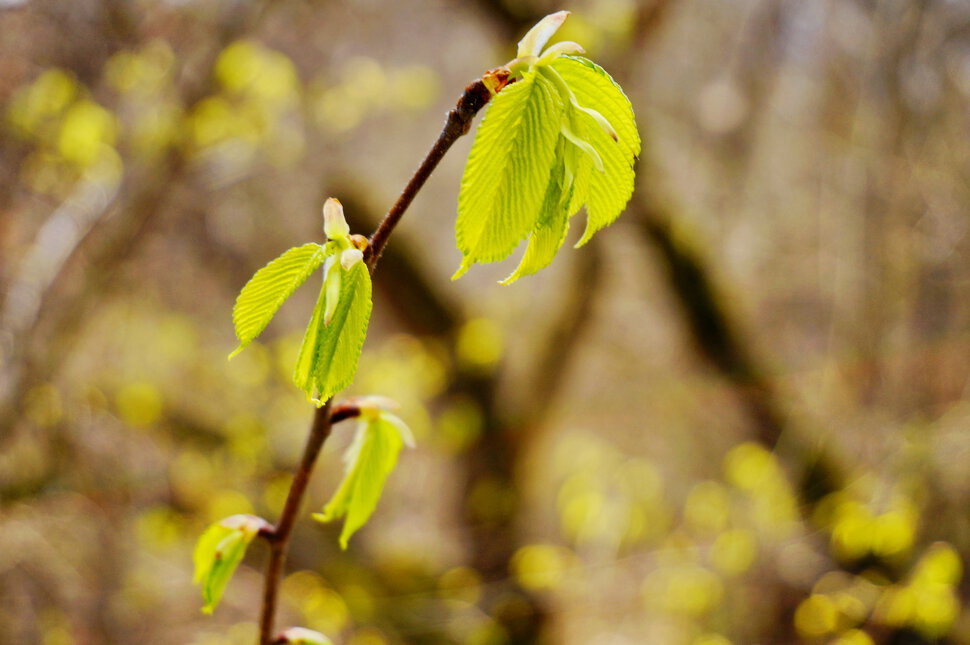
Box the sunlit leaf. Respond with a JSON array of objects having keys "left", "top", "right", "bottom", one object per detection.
[
  {"left": 550, "top": 55, "right": 639, "bottom": 246},
  {"left": 193, "top": 514, "right": 269, "bottom": 614},
  {"left": 293, "top": 261, "right": 372, "bottom": 405},
  {"left": 313, "top": 410, "right": 413, "bottom": 548},
  {"left": 231, "top": 243, "right": 326, "bottom": 358},
  {"left": 454, "top": 71, "right": 564, "bottom": 278},
  {"left": 501, "top": 140, "right": 573, "bottom": 284},
  {"left": 552, "top": 57, "right": 638, "bottom": 159},
  {"left": 454, "top": 29, "right": 639, "bottom": 280}
]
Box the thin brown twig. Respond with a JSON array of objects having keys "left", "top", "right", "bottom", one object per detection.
[
  {"left": 258, "top": 75, "right": 496, "bottom": 645},
  {"left": 258, "top": 400, "right": 333, "bottom": 645},
  {"left": 365, "top": 78, "right": 493, "bottom": 271}
]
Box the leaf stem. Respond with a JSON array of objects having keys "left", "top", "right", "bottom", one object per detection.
[
  {"left": 257, "top": 75, "right": 495, "bottom": 645},
  {"left": 366, "top": 78, "right": 494, "bottom": 271}
]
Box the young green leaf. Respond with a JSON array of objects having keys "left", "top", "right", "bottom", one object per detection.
[
  {"left": 313, "top": 410, "right": 414, "bottom": 548},
  {"left": 453, "top": 71, "right": 564, "bottom": 279},
  {"left": 193, "top": 514, "right": 269, "bottom": 614},
  {"left": 550, "top": 55, "right": 639, "bottom": 246},
  {"left": 454, "top": 11, "right": 639, "bottom": 281},
  {"left": 230, "top": 243, "right": 326, "bottom": 358},
  {"left": 551, "top": 56, "right": 639, "bottom": 160},
  {"left": 501, "top": 140, "right": 573, "bottom": 284},
  {"left": 293, "top": 260, "right": 372, "bottom": 405}
]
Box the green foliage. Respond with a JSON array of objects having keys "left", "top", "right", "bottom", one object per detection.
[
  {"left": 500, "top": 138, "right": 574, "bottom": 284},
  {"left": 193, "top": 514, "right": 269, "bottom": 614},
  {"left": 454, "top": 71, "right": 563, "bottom": 280},
  {"left": 294, "top": 260, "right": 372, "bottom": 405},
  {"left": 214, "top": 10, "right": 638, "bottom": 640},
  {"left": 454, "top": 12, "right": 639, "bottom": 283},
  {"left": 314, "top": 409, "right": 414, "bottom": 548},
  {"left": 230, "top": 199, "right": 372, "bottom": 405},
  {"left": 230, "top": 243, "right": 326, "bottom": 358},
  {"left": 551, "top": 55, "right": 640, "bottom": 246}
]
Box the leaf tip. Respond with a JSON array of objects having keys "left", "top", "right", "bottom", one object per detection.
[
  {"left": 451, "top": 259, "right": 472, "bottom": 281},
  {"left": 573, "top": 232, "right": 593, "bottom": 248},
  {"left": 517, "top": 10, "right": 570, "bottom": 59}
]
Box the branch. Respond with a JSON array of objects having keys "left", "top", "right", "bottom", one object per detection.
[
  {"left": 257, "top": 399, "right": 361, "bottom": 643},
  {"left": 258, "top": 400, "right": 333, "bottom": 645},
  {"left": 258, "top": 75, "right": 496, "bottom": 645},
  {"left": 365, "top": 77, "right": 494, "bottom": 271}
]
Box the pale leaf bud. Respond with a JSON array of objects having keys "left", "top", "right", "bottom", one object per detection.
[
  {"left": 323, "top": 197, "right": 350, "bottom": 239},
  {"left": 340, "top": 248, "right": 364, "bottom": 270},
  {"left": 517, "top": 10, "right": 569, "bottom": 59}
]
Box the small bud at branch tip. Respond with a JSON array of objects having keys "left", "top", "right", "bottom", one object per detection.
[
  {"left": 517, "top": 10, "right": 570, "bottom": 59},
  {"left": 483, "top": 67, "right": 512, "bottom": 95},
  {"left": 323, "top": 197, "right": 350, "bottom": 239}
]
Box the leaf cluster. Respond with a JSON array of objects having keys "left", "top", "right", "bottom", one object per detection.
[
  {"left": 454, "top": 12, "right": 640, "bottom": 282},
  {"left": 229, "top": 199, "right": 371, "bottom": 405},
  {"left": 314, "top": 407, "right": 415, "bottom": 548}
]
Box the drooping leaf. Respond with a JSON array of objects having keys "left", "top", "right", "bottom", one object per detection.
[
  {"left": 193, "top": 514, "right": 269, "bottom": 614},
  {"left": 501, "top": 141, "right": 573, "bottom": 284},
  {"left": 313, "top": 411, "right": 413, "bottom": 548},
  {"left": 293, "top": 261, "right": 372, "bottom": 405},
  {"left": 230, "top": 243, "right": 326, "bottom": 358},
  {"left": 558, "top": 118, "right": 603, "bottom": 172},
  {"left": 558, "top": 109, "right": 589, "bottom": 214},
  {"left": 454, "top": 71, "right": 564, "bottom": 278},
  {"left": 573, "top": 105, "right": 635, "bottom": 246},
  {"left": 551, "top": 56, "right": 639, "bottom": 160},
  {"left": 550, "top": 56, "right": 639, "bottom": 245}
]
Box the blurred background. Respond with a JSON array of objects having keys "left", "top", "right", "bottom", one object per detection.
[{"left": 2, "top": 0, "right": 970, "bottom": 643}]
